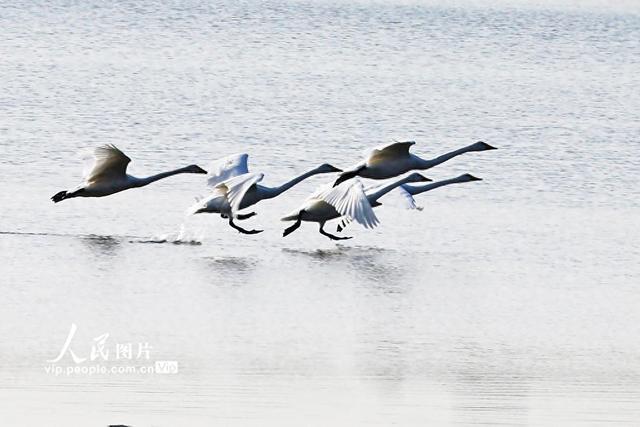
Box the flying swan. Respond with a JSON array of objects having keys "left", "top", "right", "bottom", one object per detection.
[
  {"left": 334, "top": 140, "right": 496, "bottom": 186},
  {"left": 281, "top": 172, "right": 431, "bottom": 240},
  {"left": 336, "top": 173, "right": 483, "bottom": 232},
  {"left": 51, "top": 144, "right": 207, "bottom": 203},
  {"left": 189, "top": 153, "right": 342, "bottom": 234}
]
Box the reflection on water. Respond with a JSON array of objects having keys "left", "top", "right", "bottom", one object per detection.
[
  {"left": 1, "top": 225, "right": 640, "bottom": 424},
  {"left": 201, "top": 256, "right": 258, "bottom": 281},
  {"left": 80, "top": 234, "right": 122, "bottom": 256},
  {"left": 288, "top": 245, "right": 410, "bottom": 290},
  {"left": 133, "top": 238, "right": 203, "bottom": 245}
]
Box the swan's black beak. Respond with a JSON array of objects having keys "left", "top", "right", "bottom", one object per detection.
[
  {"left": 409, "top": 173, "right": 432, "bottom": 182},
  {"left": 463, "top": 174, "right": 482, "bottom": 181},
  {"left": 192, "top": 165, "right": 208, "bottom": 174},
  {"left": 477, "top": 141, "right": 497, "bottom": 150},
  {"left": 323, "top": 164, "right": 343, "bottom": 173}
]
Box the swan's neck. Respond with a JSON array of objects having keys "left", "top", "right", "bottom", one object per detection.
[
  {"left": 133, "top": 167, "right": 193, "bottom": 187},
  {"left": 261, "top": 168, "right": 323, "bottom": 199},
  {"left": 416, "top": 142, "right": 483, "bottom": 170},
  {"left": 366, "top": 175, "right": 416, "bottom": 204},
  {"left": 402, "top": 175, "right": 469, "bottom": 196}
]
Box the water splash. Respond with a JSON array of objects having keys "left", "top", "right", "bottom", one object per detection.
[{"left": 133, "top": 223, "right": 204, "bottom": 245}]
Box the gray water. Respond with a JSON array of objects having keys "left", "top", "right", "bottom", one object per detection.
[{"left": 1, "top": 0, "right": 639, "bottom": 425}]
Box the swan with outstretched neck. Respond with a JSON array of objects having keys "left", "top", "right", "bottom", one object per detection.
[
  {"left": 281, "top": 172, "right": 431, "bottom": 240},
  {"left": 335, "top": 173, "right": 483, "bottom": 232},
  {"left": 334, "top": 140, "right": 496, "bottom": 186},
  {"left": 400, "top": 173, "right": 482, "bottom": 198},
  {"left": 189, "top": 153, "right": 342, "bottom": 234},
  {"left": 51, "top": 145, "right": 207, "bottom": 203}
]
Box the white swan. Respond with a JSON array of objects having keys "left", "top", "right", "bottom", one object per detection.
[
  {"left": 51, "top": 145, "right": 207, "bottom": 203},
  {"left": 334, "top": 140, "right": 496, "bottom": 186},
  {"left": 190, "top": 153, "right": 342, "bottom": 234},
  {"left": 335, "top": 173, "right": 482, "bottom": 232},
  {"left": 281, "top": 173, "right": 431, "bottom": 240}
]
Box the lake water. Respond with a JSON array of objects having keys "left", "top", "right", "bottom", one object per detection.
[{"left": 1, "top": 0, "right": 639, "bottom": 425}]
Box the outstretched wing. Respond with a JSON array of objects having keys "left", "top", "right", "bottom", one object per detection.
[
  {"left": 206, "top": 153, "right": 249, "bottom": 187},
  {"left": 337, "top": 183, "right": 418, "bottom": 232},
  {"left": 216, "top": 172, "right": 264, "bottom": 213},
  {"left": 307, "top": 182, "right": 335, "bottom": 201},
  {"left": 321, "top": 179, "right": 379, "bottom": 229},
  {"left": 366, "top": 141, "right": 415, "bottom": 166},
  {"left": 395, "top": 185, "right": 421, "bottom": 210},
  {"left": 365, "top": 184, "right": 420, "bottom": 210},
  {"left": 187, "top": 187, "right": 228, "bottom": 215},
  {"left": 84, "top": 145, "right": 131, "bottom": 183}
]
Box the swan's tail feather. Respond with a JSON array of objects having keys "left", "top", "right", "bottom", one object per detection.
[
  {"left": 51, "top": 191, "right": 68, "bottom": 203},
  {"left": 185, "top": 195, "right": 205, "bottom": 216},
  {"left": 281, "top": 212, "right": 300, "bottom": 222},
  {"left": 186, "top": 202, "right": 205, "bottom": 216}
]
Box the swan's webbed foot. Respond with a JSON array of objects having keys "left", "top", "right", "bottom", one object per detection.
[
  {"left": 336, "top": 219, "right": 351, "bottom": 233},
  {"left": 51, "top": 191, "right": 68, "bottom": 203},
  {"left": 228, "top": 218, "right": 263, "bottom": 235},
  {"left": 283, "top": 215, "right": 302, "bottom": 237},
  {"left": 319, "top": 223, "right": 352, "bottom": 241},
  {"left": 236, "top": 212, "right": 257, "bottom": 221},
  {"left": 52, "top": 188, "right": 84, "bottom": 203}
]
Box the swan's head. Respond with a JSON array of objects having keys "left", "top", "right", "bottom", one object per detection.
[
  {"left": 405, "top": 173, "right": 432, "bottom": 183},
  {"left": 316, "top": 163, "right": 343, "bottom": 173},
  {"left": 184, "top": 164, "right": 208, "bottom": 174},
  {"left": 471, "top": 141, "right": 497, "bottom": 151},
  {"left": 459, "top": 173, "right": 482, "bottom": 182}
]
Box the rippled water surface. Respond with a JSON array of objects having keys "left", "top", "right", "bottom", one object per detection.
[{"left": 1, "top": 0, "right": 639, "bottom": 425}]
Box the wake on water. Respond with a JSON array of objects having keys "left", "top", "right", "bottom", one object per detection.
[{"left": 133, "top": 223, "right": 205, "bottom": 245}]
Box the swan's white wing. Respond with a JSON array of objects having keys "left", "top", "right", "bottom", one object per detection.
[
  {"left": 365, "top": 184, "right": 420, "bottom": 210},
  {"left": 394, "top": 185, "right": 421, "bottom": 210},
  {"left": 80, "top": 148, "right": 97, "bottom": 178},
  {"left": 217, "top": 172, "right": 264, "bottom": 213},
  {"left": 84, "top": 145, "right": 131, "bottom": 183},
  {"left": 366, "top": 141, "right": 415, "bottom": 166},
  {"left": 307, "top": 182, "right": 335, "bottom": 201},
  {"left": 187, "top": 187, "right": 227, "bottom": 215},
  {"left": 206, "top": 153, "right": 249, "bottom": 187},
  {"left": 321, "top": 180, "right": 379, "bottom": 229}
]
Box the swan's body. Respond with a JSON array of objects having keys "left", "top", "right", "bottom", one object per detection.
[
  {"left": 282, "top": 173, "right": 431, "bottom": 240},
  {"left": 190, "top": 153, "right": 342, "bottom": 234},
  {"left": 51, "top": 145, "right": 207, "bottom": 203},
  {"left": 334, "top": 140, "right": 496, "bottom": 186}
]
